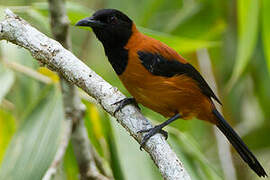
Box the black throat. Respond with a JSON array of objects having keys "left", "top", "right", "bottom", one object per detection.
[
  {"left": 93, "top": 26, "right": 132, "bottom": 75},
  {"left": 104, "top": 46, "right": 129, "bottom": 75}
]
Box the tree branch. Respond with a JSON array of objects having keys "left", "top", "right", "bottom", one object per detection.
[
  {"left": 46, "top": 0, "right": 109, "bottom": 179},
  {"left": 71, "top": 117, "right": 109, "bottom": 180},
  {"left": 0, "top": 9, "right": 191, "bottom": 180}
]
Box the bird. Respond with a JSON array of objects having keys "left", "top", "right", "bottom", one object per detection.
[{"left": 75, "top": 9, "right": 267, "bottom": 177}]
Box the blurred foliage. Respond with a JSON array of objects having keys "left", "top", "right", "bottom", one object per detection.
[
  {"left": 0, "top": 109, "right": 16, "bottom": 164},
  {"left": 0, "top": 86, "right": 64, "bottom": 179},
  {"left": 0, "top": 65, "right": 14, "bottom": 103},
  {"left": 262, "top": 0, "right": 270, "bottom": 75},
  {"left": 0, "top": 0, "right": 269, "bottom": 180},
  {"left": 228, "top": 0, "right": 259, "bottom": 88}
]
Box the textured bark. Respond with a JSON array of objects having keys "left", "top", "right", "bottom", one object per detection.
[
  {"left": 0, "top": 9, "right": 191, "bottom": 180},
  {"left": 45, "top": 0, "right": 109, "bottom": 179}
]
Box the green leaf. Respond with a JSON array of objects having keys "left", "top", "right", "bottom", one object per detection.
[
  {"left": 0, "top": 65, "right": 14, "bottom": 103},
  {"left": 84, "top": 101, "right": 125, "bottom": 180},
  {"left": 140, "top": 27, "right": 219, "bottom": 53},
  {"left": 63, "top": 143, "right": 79, "bottom": 180},
  {"left": 103, "top": 114, "right": 125, "bottom": 180},
  {"left": 27, "top": 8, "right": 50, "bottom": 32},
  {"left": 164, "top": 2, "right": 201, "bottom": 33},
  {"left": 32, "top": 2, "right": 93, "bottom": 25},
  {"left": 0, "top": 109, "right": 16, "bottom": 164},
  {"left": 65, "top": 3, "right": 93, "bottom": 26},
  {"left": 262, "top": 0, "right": 270, "bottom": 75},
  {"left": 174, "top": 132, "right": 222, "bottom": 180},
  {"left": 0, "top": 86, "right": 64, "bottom": 180},
  {"left": 169, "top": 136, "right": 201, "bottom": 180},
  {"left": 228, "top": 0, "right": 260, "bottom": 88},
  {"left": 147, "top": 117, "right": 222, "bottom": 179},
  {"left": 110, "top": 119, "right": 161, "bottom": 180},
  {"left": 139, "top": 0, "right": 165, "bottom": 27},
  {"left": 0, "top": 42, "right": 41, "bottom": 118}
]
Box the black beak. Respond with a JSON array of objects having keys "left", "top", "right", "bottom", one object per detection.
[{"left": 75, "top": 16, "right": 105, "bottom": 28}]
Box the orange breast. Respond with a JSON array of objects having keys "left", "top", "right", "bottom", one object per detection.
[{"left": 119, "top": 24, "right": 215, "bottom": 123}]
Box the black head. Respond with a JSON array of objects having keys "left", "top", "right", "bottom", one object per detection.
[{"left": 76, "top": 9, "right": 133, "bottom": 49}]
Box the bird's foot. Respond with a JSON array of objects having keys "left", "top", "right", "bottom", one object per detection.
[
  {"left": 137, "top": 125, "right": 168, "bottom": 150},
  {"left": 112, "top": 97, "right": 140, "bottom": 116}
]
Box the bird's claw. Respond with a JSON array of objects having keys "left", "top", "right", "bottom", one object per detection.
[
  {"left": 137, "top": 126, "right": 168, "bottom": 150},
  {"left": 112, "top": 97, "right": 140, "bottom": 116}
]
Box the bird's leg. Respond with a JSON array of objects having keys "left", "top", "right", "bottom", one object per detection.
[
  {"left": 138, "top": 113, "right": 181, "bottom": 150},
  {"left": 112, "top": 97, "right": 140, "bottom": 116}
]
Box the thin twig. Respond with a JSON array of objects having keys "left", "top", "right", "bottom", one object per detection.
[
  {"left": 0, "top": 10, "right": 191, "bottom": 180},
  {"left": 4, "top": 60, "right": 52, "bottom": 84},
  {"left": 42, "top": 118, "right": 73, "bottom": 180},
  {"left": 3, "top": 60, "right": 97, "bottom": 104}
]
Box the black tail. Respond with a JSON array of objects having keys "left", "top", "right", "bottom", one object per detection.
[{"left": 213, "top": 109, "right": 267, "bottom": 177}]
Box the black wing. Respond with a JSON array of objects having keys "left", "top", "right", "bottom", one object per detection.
[{"left": 138, "top": 51, "right": 222, "bottom": 105}]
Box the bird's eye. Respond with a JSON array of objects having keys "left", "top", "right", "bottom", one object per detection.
[{"left": 108, "top": 16, "right": 118, "bottom": 24}]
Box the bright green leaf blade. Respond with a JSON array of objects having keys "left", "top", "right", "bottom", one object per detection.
[
  {"left": 0, "top": 109, "right": 16, "bottom": 164},
  {"left": 103, "top": 114, "right": 125, "bottom": 180},
  {"left": 0, "top": 65, "right": 14, "bottom": 103},
  {"left": 0, "top": 86, "right": 64, "bottom": 180},
  {"left": 228, "top": 0, "right": 260, "bottom": 88},
  {"left": 140, "top": 27, "right": 220, "bottom": 54},
  {"left": 63, "top": 143, "right": 79, "bottom": 180},
  {"left": 262, "top": 0, "right": 270, "bottom": 75},
  {"left": 84, "top": 101, "right": 124, "bottom": 180}
]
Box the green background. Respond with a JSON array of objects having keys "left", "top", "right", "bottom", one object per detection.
[{"left": 0, "top": 0, "right": 269, "bottom": 179}]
